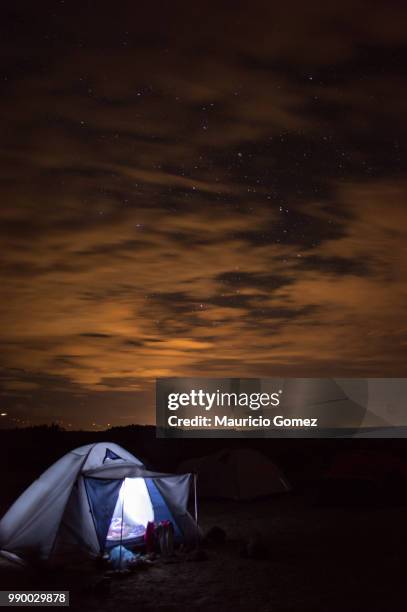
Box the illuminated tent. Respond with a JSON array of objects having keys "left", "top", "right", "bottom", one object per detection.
[
  {"left": 0, "top": 442, "right": 199, "bottom": 563},
  {"left": 179, "top": 448, "right": 291, "bottom": 500}
]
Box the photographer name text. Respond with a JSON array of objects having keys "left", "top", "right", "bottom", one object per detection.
[{"left": 167, "top": 414, "right": 319, "bottom": 429}]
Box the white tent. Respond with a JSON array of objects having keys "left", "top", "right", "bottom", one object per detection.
[
  {"left": 179, "top": 448, "right": 291, "bottom": 500},
  {"left": 0, "top": 442, "right": 199, "bottom": 563}
]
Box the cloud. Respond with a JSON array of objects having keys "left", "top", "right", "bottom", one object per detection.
[{"left": 1, "top": 2, "right": 406, "bottom": 426}]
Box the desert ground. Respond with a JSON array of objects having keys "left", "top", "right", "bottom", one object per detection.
[
  {"left": 1, "top": 493, "right": 407, "bottom": 611},
  {"left": 1, "top": 428, "right": 407, "bottom": 611}
]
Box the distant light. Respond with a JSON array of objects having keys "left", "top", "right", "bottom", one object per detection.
[{"left": 0, "top": 413, "right": 7, "bottom": 417}]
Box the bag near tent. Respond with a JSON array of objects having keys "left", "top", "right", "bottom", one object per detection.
[
  {"left": 179, "top": 448, "right": 291, "bottom": 500},
  {"left": 0, "top": 442, "right": 199, "bottom": 564}
]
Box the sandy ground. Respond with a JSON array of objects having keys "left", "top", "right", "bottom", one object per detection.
[{"left": 1, "top": 492, "right": 406, "bottom": 611}]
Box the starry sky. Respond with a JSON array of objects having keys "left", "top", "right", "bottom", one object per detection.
[{"left": 1, "top": 2, "right": 406, "bottom": 429}]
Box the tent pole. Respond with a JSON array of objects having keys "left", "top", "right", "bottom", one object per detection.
[
  {"left": 119, "top": 479, "right": 125, "bottom": 570},
  {"left": 193, "top": 473, "right": 198, "bottom": 525}
]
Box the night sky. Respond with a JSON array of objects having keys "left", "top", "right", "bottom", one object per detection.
[{"left": 1, "top": 2, "right": 406, "bottom": 429}]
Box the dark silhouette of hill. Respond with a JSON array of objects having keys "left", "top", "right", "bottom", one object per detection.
[{"left": 2, "top": 424, "right": 407, "bottom": 508}]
